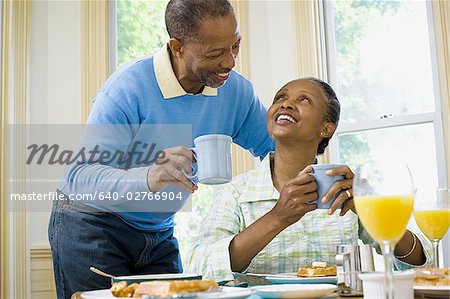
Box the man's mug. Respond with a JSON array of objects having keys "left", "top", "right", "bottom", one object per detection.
[
  {"left": 336, "top": 244, "right": 375, "bottom": 296},
  {"left": 184, "top": 134, "right": 232, "bottom": 185},
  {"left": 311, "top": 164, "right": 345, "bottom": 209}
]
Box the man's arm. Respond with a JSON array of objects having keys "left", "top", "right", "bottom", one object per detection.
[
  {"left": 60, "top": 91, "right": 151, "bottom": 204},
  {"left": 232, "top": 89, "right": 275, "bottom": 160}
]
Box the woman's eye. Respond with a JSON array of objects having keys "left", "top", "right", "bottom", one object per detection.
[
  {"left": 274, "top": 96, "right": 284, "bottom": 102},
  {"left": 298, "top": 97, "right": 310, "bottom": 103}
]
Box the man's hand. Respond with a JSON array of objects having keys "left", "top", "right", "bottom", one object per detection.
[{"left": 147, "top": 146, "right": 197, "bottom": 193}]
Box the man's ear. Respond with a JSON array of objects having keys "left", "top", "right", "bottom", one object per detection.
[
  {"left": 320, "top": 122, "right": 336, "bottom": 138},
  {"left": 168, "top": 38, "right": 184, "bottom": 59}
]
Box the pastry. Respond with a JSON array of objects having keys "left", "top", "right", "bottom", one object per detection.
[
  {"left": 297, "top": 262, "right": 337, "bottom": 277},
  {"left": 414, "top": 268, "right": 450, "bottom": 286},
  {"left": 110, "top": 279, "right": 219, "bottom": 298}
]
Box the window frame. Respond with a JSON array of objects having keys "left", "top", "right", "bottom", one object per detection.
[
  {"left": 323, "top": 0, "right": 448, "bottom": 188},
  {"left": 322, "top": 0, "right": 449, "bottom": 266}
]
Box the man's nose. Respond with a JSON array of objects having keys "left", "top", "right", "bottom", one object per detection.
[{"left": 220, "top": 50, "right": 236, "bottom": 70}]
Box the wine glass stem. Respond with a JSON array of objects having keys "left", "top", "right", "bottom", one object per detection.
[
  {"left": 382, "top": 241, "right": 395, "bottom": 299},
  {"left": 431, "top": 240, "right": 440, "bottom": 268}
]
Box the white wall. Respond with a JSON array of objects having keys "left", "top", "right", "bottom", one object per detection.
[
  {"left": 246, "top": 0, "right": 297, "bottom": 167},
  {"left": 29, "top": 0, "right": 81, "bottom": 247},
  {"left": 247, "top": 1, "right": 297, "bottom": 107}
]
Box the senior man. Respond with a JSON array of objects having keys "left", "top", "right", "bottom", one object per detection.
[{"left": 49, "top": 0, "right": 274, "bottom": 298}]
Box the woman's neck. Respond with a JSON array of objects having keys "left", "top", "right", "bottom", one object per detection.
[{"left": 271, "top": 144, "right": 317, "bottom": 192}]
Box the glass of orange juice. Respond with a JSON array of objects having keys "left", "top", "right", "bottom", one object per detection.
[
  {"left": 414, "top": 187, "right": 450, "bottom": 267},
  {"left": 353, "top": 162, "right": 414, "bottom": 299}
]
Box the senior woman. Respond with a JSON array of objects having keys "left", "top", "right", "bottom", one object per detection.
[{"left": 185, "top": 78, "right": 430, "bottom": 282}]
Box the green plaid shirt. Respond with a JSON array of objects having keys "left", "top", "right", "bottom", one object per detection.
[{"left": 185, "top": 154, "right": 431, "bottom": 282}]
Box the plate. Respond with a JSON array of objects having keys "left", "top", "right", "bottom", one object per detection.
[
  {"left": 80, "top": 287, "right": 252, "bottom": 299},
  {"left": 251, "top": 284, "right": 336, "bottom": 299},
  {"left": 263, "top": 273, "right": 337, "bottom": 284},
  {"left": 112, "top": 273, "right": 202, "bottom": 283},
  {"left": 197, "top": 287, "right": 253, "bottom": 299},
  {"left": 414, "top": 285, "right": 450, "bottom": 298},
  {"left": 80, "top": 289, "right": 116, "bottom": 299}
]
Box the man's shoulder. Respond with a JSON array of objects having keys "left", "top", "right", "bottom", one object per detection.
[
  {"left": 116, "top": 55, "right": 154, "bottom": 75},
  {"left": 226, "top": 70, "right": 254, "bottom": 91},
  {"left": 101, "top": 56, "right": 155, "bottom": 93}
]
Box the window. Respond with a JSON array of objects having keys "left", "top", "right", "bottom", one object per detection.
[
  {"left": 114, "top": 0, "right": 169, "bottom": 68},
  {"left": 325, "top": 0, "right": 446, "bottom": 190},
  {"left": 324, "top": 0, "right": 447, "bottom": 261}
]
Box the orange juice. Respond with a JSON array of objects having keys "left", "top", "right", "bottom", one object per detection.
[
  {"left": 414, "top": 210, "right": 450, "bottom": 240},
  {"left": 355, "top": 195, "right": 414, "bottom": 243}
]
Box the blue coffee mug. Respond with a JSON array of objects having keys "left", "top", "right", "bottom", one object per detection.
[{"left": 311, "top": 164, "right": 346, "bottom": 209}]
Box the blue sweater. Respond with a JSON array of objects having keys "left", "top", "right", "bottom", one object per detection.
[{"left": 59, "top": 55, "right": 274, "bottom": 231}]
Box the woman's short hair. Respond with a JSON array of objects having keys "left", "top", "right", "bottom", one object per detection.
[{"left": 305, "top": 77, "right": 341, "bottom": 155}]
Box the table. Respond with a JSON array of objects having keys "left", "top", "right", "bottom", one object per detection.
[
  {"left": 72, "top": 289, "right": 447, "bottom": 299},
  {"left": 71, "top": 291, "right": 361, "bottom": 299}
]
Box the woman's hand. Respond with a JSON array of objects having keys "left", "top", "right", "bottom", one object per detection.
[
  {"left": 321, "top": 165, "right": 356, "bottom": 216},
  {"left": 269, "top": 165, "right": 318, "bottom": 228}
]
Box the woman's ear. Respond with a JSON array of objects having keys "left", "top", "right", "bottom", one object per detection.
[
  {"left": 168, "top": 38, "right": 184, "bottom": 58},
  {"left": 320, "top": 122, "right": 336, "bottom": 138}
]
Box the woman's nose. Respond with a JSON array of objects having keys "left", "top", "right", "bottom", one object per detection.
[{"left": 280, "top": 98, "right": 295, "bottom": 110}]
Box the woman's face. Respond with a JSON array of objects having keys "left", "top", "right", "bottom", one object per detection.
[{"left": 267, "top": 79, "right": 332, "bottom": 145}]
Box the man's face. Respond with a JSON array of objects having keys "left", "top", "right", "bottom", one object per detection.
[{"left": 182, "top": 14, "right": 241, "bottom": 88}]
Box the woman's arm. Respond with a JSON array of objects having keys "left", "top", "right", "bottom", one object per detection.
[
  {"left": 327, "top": 165, "right": 428, "bottom": 267},
  {"left": 394, "top": 230, "right": 426, "bottom": 265},
  {"left": 359, "top": 220, "right": 430, "bottom": 268},
  {"left": 184, "top": 182, "right": 244, "bottom": 282},
  {"left": 230, "top": 167, "right": 317, "bottom": 272},
  {"left": 229, "top": 211, "right": 287, "bottom": 272}
]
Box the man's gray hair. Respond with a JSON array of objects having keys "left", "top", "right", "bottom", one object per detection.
[{"left": 165, "top": 0, "right": 235, "bottom": 43}]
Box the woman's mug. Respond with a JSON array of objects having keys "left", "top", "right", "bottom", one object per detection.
[
  {"left": 183, "top": 134, "right": 232, "bottom": 185},
  {"left": 336, "top": 244, "right": 375, "bottom": 296},
  {"left": 310, "top": 164, "right": 346, "bottom": 209}
]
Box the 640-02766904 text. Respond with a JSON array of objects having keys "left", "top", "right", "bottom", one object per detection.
[{"left": 10, "top": 191, "right": 184, "bottom": 201}]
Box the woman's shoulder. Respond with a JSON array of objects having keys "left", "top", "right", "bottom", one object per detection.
[
  {"left": 235, "top": 165, "right": 265, "bottom": 189},
  {"left": 212, "top": 171, "right": 249, "bottom": 198},
  {"left": 212, "top": 165, "right": 267, "bottom": 203}
]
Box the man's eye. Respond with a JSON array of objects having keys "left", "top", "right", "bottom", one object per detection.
[
  {"left": 207, "top": 53, "right": 222, "bottom": 59},
  {"left": 273, "top": 96, "right": 284, "bottom": 102}
]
